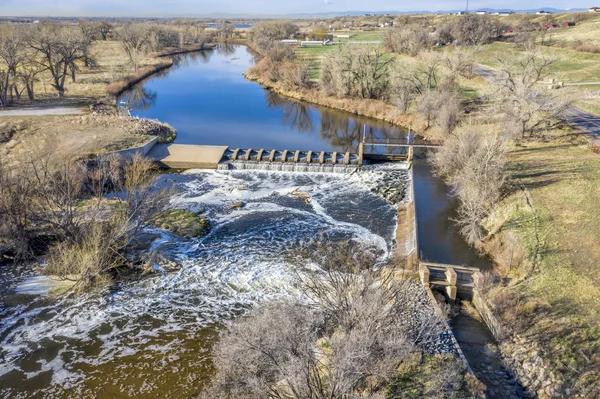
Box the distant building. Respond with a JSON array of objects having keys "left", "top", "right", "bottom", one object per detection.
[
  {"left": 301, "top": 41, "right": 325, "bottom": 47},
  {"left": 498, "top": 11, "right": 513, "bottom": 16},
  {"left": 589, "top": 7, "right": 600, "bottom": 12},
  {"left": 455, "top": 11, "right": 466, "bottom": 16},
  {"left": 536, "top": 10, "right": 552, "bottom": 15},
  {"left": 280, "top": 40, "right": 298, "bottom": 45},
  {"left": 475, "top": 11, "right": 487, "bottom": 15},
  {"left": 562, "top": 21, "right": 576, "bottom": 28}
]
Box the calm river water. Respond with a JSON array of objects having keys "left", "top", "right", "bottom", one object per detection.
[{"left": 0, "top": 45, "right": 489, "bottom": 398}]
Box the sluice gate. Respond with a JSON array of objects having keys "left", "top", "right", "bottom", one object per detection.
[
  {"left": 221, "top": 148, "right": 362, "bottom": 165},
  {"left": 218, "top": 147, "right": 368, "bottom": 173}
]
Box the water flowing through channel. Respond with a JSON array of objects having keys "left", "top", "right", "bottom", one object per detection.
[{"left": 0, "top": 167, "right": 407, "bottom": 397}]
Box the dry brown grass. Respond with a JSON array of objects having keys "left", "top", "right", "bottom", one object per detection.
[
  {"left": 106, "top": 59, "right": 174, "bottom": 97},
  {"left": 575, "top": 44, "right": 600, "bottom": 54},
  {"left": 0, "top": 114, "right": 156, "bottom": 163},
  {"left": 479, "top": 134, "right": 600, "bottom": 395}
]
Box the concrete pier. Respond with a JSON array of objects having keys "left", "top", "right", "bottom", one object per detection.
[{"left": 148, "top": 144, "right": 229, "bottom": 169}]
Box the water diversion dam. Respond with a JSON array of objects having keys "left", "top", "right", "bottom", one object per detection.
[{"left": 0, "top": 45, "right": 500, "bottom": 397}]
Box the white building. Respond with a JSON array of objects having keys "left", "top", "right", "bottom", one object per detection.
[{"left": 301, "top": 41, "right": 325, "bottom": 47}]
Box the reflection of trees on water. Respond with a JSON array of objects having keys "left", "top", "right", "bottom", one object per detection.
[
  {"left": 265, "top": 91, "right": 314, "bottom": 133},
  {"left": 217, "top": 44, "right": 236, "bottom": 57},
  {"left": 264, "top": 90, "right": 405, "bottom": 153},
  {"left": 172, "top": 51, "right": 213, "bottom": 69},
  {"left": 319, "top": 110, "right": 362, "bottom": 153},
  {"left": 320, "top": 111, "right": 405, "bottom": 153},
  {"left": 123, "top": 85, "right": 157, "bottom": 111}
]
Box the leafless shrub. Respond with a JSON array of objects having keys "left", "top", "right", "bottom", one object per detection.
[
  {"left": 205, "top": 242, "right": 453, "bottom": 399},
  {"left": 383, "top": 24, "right": 430, "bottom": 55},
  {"left": 281, "top": 60, "right": 312, "bottom": 90},
  {"left": 450, "top": 15, "right": 508, "bottom": 46},
  {"left": 441, "top": 48, "right": 476, "bottom": 78},
  {"left": 416, "top": 87, "right": 462, "bottom": 132},
  {"left": 2, "top": 149, "right": 170, "bottom": 292},
  {"left": 0, "top": 160, "right": 35, "bottom": 261},
  {"left": 575, "top": 45, "right": 600, "bottom": 54}
]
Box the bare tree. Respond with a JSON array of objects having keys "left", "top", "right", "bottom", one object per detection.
[
  {"left": 321, "top": 45, "right": 394, "bottom": 100},
  {"left": 488, "top": 50, "right": 572, "bottom": 138},
  {"left": 383, "top": 24, "right": 430, "bottom": 55},
  {"left": 433, "top": 123, "right": 507, "bottom": 244},
  {"left": 0, "top": 24, "right": 25, "bottom": 106},
  {"left": 27, "top": 23, "right": 87, "bottom": 97},
  {"left": 78, "top": 19, "right": 97, "bottom": 67},
  {"left": 251, "top": 20, "right": 298, "bottom": 45},
  {"left": 17, "top": 51, "right": 44, "bottom": 101},
  {"left": 451, "top": 14, "right": 507, "bottom": 46},
  {"left": 118, "top": 24, "right": 151, "bottom": 72},
  {"left": 217, "top": 22, "right": 235, "bottom": 41},
  {"left": 98, "top": 20, "right": 113, "bottom": 41}
]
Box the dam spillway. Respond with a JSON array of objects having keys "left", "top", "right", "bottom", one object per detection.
[{"left": 147, "top": 142, "right": 410, "bottom": 172}]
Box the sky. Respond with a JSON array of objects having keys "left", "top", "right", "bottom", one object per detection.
[{"left": 0, "top": 0, "right": 592, "bottom": 17}]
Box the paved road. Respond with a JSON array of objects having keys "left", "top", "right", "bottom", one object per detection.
[
  {"left": 474, "top": 65, "right": 600, "bottom": 146},
  {"left": 0, "top": 106, "right": 85, "bottom": 117}
]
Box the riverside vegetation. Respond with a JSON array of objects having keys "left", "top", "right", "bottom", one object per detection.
[{"left": 243, "top": 13, "right": 600, "bottom": 398}]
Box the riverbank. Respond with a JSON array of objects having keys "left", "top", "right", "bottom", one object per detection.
[
  {"left": 242, "top": 41, "right": 427, "bottom": 135},
  {"left": 107, "top": 44, "right": 217, "bottom": 97}
]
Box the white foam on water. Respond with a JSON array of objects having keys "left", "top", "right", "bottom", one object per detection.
[{"left": 0, "top": 166, "right": 409, "bottom": 396}]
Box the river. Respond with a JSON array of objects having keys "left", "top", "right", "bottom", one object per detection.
[{"left": 0, "top": 45, "right": 491, "bottom": 398}]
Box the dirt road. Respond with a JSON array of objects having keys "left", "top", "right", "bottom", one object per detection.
[{"left": 0, "top": 107, "right": 85, "bottom": 117}]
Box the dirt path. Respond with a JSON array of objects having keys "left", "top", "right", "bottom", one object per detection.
[{"left": 0, "top": 107, "right": 86, "bottom": 117}]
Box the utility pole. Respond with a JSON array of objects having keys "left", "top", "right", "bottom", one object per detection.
[{"left": 466, "top": 0, "right": 469, "bottom": 13}]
